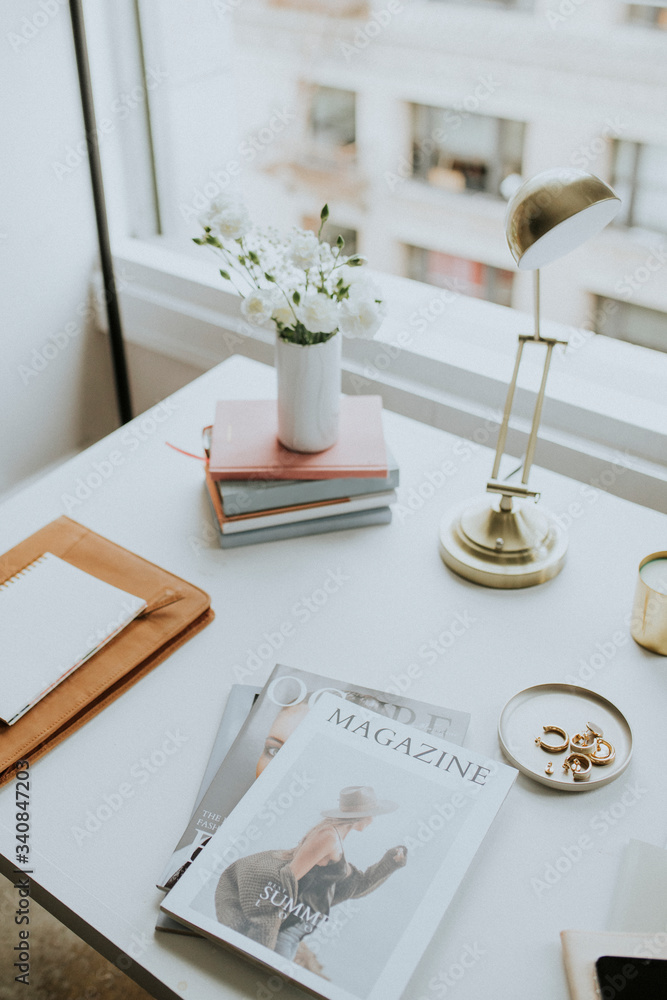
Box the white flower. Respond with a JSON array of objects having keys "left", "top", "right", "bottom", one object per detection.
[
  {"left": 297, "top": 292, "right": 340, "bottom": 334},
  {"left": 318, "top": 242, "right": 336, "bottom": 268},
  {"left": 338, "top": 281, "right": 386, "bottom": 339},
  {"left": 272, "top": 303, "right": 295, "bottom": 327},
  {"left": 241, "top": 288, "right": 280, "bottom": 326},
  {"left": 289, "top": 231, "right": 321, "bottom": 271},
  {"left": 201, "top": 196, "right": 252, "bottom": 240}
]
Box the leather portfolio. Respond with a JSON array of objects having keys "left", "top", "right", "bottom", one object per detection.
[{"left": 0, "top": 517, "right": 214, "bottom": 785}]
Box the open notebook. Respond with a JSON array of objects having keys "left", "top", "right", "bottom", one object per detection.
[{"left": 0, "top": 552, "right": 146, "bottom": 725}]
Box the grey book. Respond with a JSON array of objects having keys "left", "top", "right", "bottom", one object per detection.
[
  {"left": 206, "top": 489, "right": 393, "bottom": 548},
  {"left": 157, "top": 663, "right": 470, "bottom": 894},
  {"left": 216, "top": 445, "right": 399, "bottom": 516}
]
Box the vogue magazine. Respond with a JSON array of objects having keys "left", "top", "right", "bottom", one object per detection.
[{"left": 161, "top": 694, "right": 516, "bottom": 1000}]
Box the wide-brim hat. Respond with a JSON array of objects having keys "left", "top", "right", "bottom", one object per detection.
[{"left": 321, "top": 785, "right": 397, "bottom": 819}]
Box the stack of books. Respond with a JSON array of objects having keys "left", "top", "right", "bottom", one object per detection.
[
  {"left": 203, "top": 397, "right": 398, "bottom": 547},
  {"left": 155, "top": 664, "right": 516, "bottom": 1000}
]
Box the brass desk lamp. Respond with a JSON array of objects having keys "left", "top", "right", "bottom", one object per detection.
[{"left": 439, "top": 168, "right": 621, "bottom": 588}]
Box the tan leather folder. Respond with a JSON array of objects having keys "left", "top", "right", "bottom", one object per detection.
[{"left": 0, "top": 517, "right": 214, "bottom": 785}]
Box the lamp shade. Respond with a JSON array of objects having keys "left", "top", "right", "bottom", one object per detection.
[{"left": 505, "top": 168, "right": 621, "bottom": 270}]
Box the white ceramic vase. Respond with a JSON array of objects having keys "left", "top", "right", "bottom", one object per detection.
[{"left": 275, "top": 333, "right": 341, "bottom": 453}]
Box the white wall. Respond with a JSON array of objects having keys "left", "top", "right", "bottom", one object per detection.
[{"left": 0, "top": 0, "right": 117, "bottom": 495}]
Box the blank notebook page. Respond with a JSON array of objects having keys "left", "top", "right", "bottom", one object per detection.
[{"left": 0, "top": 552, "right": 146, "bottom": 725}]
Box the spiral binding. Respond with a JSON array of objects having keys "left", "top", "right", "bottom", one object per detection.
[{"left": 0, "top": 552, "right": 51, "bottom": 590}]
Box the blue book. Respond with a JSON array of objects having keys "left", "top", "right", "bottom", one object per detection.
[{"left": 204, "top": 485, "right": 392, "bottom": 548}]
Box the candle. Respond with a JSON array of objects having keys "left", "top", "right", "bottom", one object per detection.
[{"left": 639, "top": 557, "right": 667, "bottom": 596}]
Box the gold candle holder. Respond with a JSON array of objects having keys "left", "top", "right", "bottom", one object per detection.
[{"left": 631, "top": 551, "right": 667, "bottom": 656}]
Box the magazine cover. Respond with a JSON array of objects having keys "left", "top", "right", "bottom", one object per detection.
[
  {"left": 161, "top": 694, "right": 516, "bottom": 1000},
  {"left": 158, "top": 663, "right": 470, "bottom": 891},
  {"left": 156, "top": 684, "right": 261, "bottom": 935}
]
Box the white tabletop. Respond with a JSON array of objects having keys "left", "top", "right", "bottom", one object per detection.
[{"left": 1, "top": 355, "right": 665, "bottom": 1000}]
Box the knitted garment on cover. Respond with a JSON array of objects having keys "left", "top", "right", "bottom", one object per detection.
[{"left": 214, "top": 847, "right": 403, "bottom": 951}]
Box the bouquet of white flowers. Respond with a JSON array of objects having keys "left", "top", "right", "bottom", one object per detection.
[{"left": 195, "top": 199, "right": 386, "bottom": 345}]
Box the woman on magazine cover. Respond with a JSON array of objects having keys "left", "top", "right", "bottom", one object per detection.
[{"left": 214, "top": 785, "right": 407, "bottom": 960}]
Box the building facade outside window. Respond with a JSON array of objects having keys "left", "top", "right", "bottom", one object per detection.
[
  {"left": 411, "top": 104, "right": 525, "bottom": 198},
  {"left": 611, "top": 140, "right": 667, "bottom": 234}
]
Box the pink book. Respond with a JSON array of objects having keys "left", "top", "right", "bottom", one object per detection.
[{"left": 209, "top": 397, "right": 387, "bottom": 481}]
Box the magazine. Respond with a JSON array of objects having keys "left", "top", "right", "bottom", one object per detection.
[
  {"left": 156, "top": 684, "right": 261, "bottom": 934},
  {"left": 157, "top": 663, "right": 470, "bottom": 891},
  {"left": 161, "top": 693, "right": 516, "bottom": 1000}
]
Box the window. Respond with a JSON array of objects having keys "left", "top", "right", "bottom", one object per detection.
[
  {"left": 308, "top": 86, "right": 356, "bottom": 155},
  {"left": 95, "top": 0, "right": 667, "bottom": 362},
  {"left": 626, "top": 4, "right": 667, "bottom": 28},
  {"left": 612, "top": 141, "right": 667, "bottom": 234},
  {"left": 406, "top": 246, "right": 514, "bottom": 307},
  {"left": 411, "top": 104, "right": 525, "bottom": 198},
  {"left": 596, "top": 298, "right": 667, "bottom": 354}
]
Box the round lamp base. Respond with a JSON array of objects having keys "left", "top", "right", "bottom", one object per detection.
[{"left": 439, "top": 494, "right": 568, "bottom": 589}]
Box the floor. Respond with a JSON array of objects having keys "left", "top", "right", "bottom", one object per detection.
[{"left": 0, "top": 874, "right": 153, "bottom": 1000}]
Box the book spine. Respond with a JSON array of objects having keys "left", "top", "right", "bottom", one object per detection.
[{"left": 220, "top": 465, "right": 400, "bottom": 515}]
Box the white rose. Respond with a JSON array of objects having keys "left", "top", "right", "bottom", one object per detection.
[
  {"left": 241, "top": 289, "right": 279, "bottom": 326},
  {"left": 338, "top": 284, "right": 386, "bottom": 339},
  {"left": 272, "top": 303, "right": 295, "bottom": 327},
  {"left": 289, "top": 232, "right": 321, "bottom": 271},
  {"left": 200, "top": 197, "right": 252, "bottom": 240},
  {"left": 297, "top": 292, "right": 340, "bottom": 334}
]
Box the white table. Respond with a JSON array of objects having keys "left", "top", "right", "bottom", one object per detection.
[{"left": 1, "top": 355, "right": 665, "bottom": 1000}]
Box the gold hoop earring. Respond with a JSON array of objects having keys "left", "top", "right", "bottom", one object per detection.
[
  {"left": 562, "top": 753, "right": 591, "bottom": 781},
  {"left": 535, "top": 726, "right": 569, "bottom": 753},
  {"left": 590, "top": 738, "right": 615, "bottom": 766},
  {"left": 571, "top": 732, "right": 595, "bottom": 756}
]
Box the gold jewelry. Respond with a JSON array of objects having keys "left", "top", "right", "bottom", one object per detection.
[
  {"left": 562, "top": 752, "right": 591, "bottom": 781},
  {"left": 535, "top": 726, "right": 569, "bottom": 753},
  {"left": 585, "top": 721, "right": 604, "bottom": 740},
  {"left": 590, "top": 738, "right": 615, "bottom": 766},
  {"left": 545, "top": 762, "right": 554, "bottom": 775},
  {"left": 571, "top": 732, "right": 595, "bottom": 755}
]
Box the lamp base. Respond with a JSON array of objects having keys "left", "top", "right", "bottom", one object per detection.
[{"left": 439, "top": 494, "right": 568, "bottom": 589}]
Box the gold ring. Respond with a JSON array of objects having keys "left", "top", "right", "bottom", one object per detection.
[
  {"left": 590, "top": 738, "right": 615, "bottom": 766},
  {"left": 535, "top": 725, "right": 569, "bottom": 753}
]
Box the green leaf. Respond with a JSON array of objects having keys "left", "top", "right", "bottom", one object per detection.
[
  {"left": 238, "top": 255, "right": 246, "bottom": 264},
  {"left": 320, "top": 204, "right": 329, "bottom": 221},
  {"left": 192, "top": 237, "right": 205, "bottom": 245},
  {"left": 219, "top": 269, "right": 231, "bottom": 280},
  {"left": 293, "top": 291, "right": 301, "bottom": 305},
  {"left": 264, "top": 272, "right": 276, "bottom": 283},
  {"left": 248, "top": 251, "right": 260, "bottom": 265}
]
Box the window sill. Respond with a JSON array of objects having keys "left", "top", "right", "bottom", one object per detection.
[{"left": 109, "top": 236, "right": 667, "bottom": 513}]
